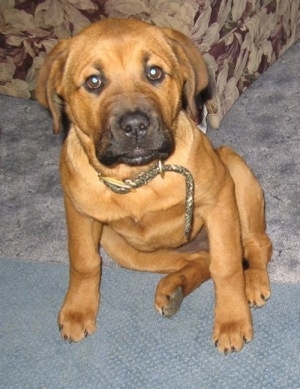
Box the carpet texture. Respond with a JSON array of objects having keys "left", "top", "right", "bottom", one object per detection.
[
  {"left": 0, "top": 38, "right": 299, "bottom": 388},
  {"left": 1, "top": 259, "right": 300, "bottom": 389}
]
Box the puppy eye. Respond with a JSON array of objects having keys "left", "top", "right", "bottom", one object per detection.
[
  {"left": 147, "top": 66, "right": 164, "bottom": 82},
  {"left": 86, "top": 75, "right": 102, "bottom": 90}
]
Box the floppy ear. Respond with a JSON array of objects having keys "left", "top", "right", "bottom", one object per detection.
[
  {"left": 36, "top": 40, "right": 70, "bottom": 134},
  {"left": 162, "top": 28, "right": 220, "bottom": 129}
]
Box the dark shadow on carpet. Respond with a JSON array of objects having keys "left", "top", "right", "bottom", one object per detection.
[{"left": 1, "top": 259, "right": 299, "bottom": 388}]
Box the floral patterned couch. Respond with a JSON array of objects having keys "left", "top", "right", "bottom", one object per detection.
[{"left": 0, "top": 0, "right": 299, "bottom": 123}]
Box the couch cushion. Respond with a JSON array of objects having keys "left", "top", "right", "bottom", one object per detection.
[{"left": 0, "top": 0, "right": 299, "bottom": 119}]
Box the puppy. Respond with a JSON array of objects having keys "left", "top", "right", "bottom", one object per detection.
[{"left": 36, "top": 18, "right": 272, "bottom": 354}]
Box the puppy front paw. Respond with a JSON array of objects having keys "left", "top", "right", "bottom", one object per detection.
[
  {"left": 58, "top": 303, "right": 98, "bottom": 342},
  {"left": 213, "top": 305, "right": 253, "bottom": 354}
]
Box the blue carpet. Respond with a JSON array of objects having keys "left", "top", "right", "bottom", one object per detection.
[{"left": 1, "top": 259, "right": 299, "bottom": 389}]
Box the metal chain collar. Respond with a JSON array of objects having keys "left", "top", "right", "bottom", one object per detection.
[{"left": 98, "top": 161, "right": 194, "bottom": 238}]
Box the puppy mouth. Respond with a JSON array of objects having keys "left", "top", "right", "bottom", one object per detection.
[
  {"left": 103, "top": 148, "right": 170, "bottom": 166},
  {"left": 98, "top": 148, "right": 170, "bottom": 166},
  {"left": 98, "top": 133, "right": 174, "bottom": 167},
  {"left": 97, "top": 109, "right": 174, "bottom": 167}
]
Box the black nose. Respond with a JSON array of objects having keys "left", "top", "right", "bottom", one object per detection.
[{"left": 119, "top": 111, "right": 150, "bottom": 138}]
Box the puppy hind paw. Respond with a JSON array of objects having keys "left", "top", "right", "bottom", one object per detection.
[
  {"left": 245, "top": 269, "right": 271, "bottom": 308},
  {"left": 155, "top": 286, "right": 183, "bottom": 317},
  {"left": 248, "top": 293, "right": 270, "bottom": 308}
]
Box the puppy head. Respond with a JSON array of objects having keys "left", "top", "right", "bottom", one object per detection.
[{"left": 36, "top": 19, "right": 209, "bottom": 170}]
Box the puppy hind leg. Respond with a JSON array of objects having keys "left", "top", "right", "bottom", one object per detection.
[
  {"left": 101, "top": 226, "right": 192, "bottom": 273},
  {"left": 102, "top": 227, "right": 211, "bottom": 316},
  {"left": 155, "top": 252, "right": 211, "bottom": 316},
  {"left": 217, "top": 146, "right": 272, "bottom": 308}
]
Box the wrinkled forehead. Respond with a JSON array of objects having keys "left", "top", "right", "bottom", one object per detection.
[{"left": 67, "top": 25, "right": 177, "bottom": 77}]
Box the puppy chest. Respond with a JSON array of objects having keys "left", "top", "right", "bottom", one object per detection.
[{"left": 110, "top": 204, "right": 189, "bottom": 251}]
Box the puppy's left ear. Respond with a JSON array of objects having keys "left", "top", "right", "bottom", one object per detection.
[
  {"left": 36, "top": 39, "right": 70, "bottom": 134},
  {"left": 163, "top": 28, "right": 220, "bottom": 129}
]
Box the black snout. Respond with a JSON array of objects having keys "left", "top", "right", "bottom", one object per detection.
[
  {"left": 97, "top": 106, "right": 174, "bottom": 166},
  {"left": 119, "top": 111, "right": 150, "bottom": 138}
]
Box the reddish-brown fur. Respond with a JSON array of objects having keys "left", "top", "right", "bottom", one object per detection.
[{"left": 36, "top": 19, "right": 272, "bottom": 353}]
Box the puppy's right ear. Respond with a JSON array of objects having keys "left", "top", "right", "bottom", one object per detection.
[{"left": 36, "top": 40, "right": 70, "bottom": 134}]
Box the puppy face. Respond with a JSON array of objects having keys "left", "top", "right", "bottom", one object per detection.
[{"left": 37, "top": 19, "right": 209, "bottom": 170}]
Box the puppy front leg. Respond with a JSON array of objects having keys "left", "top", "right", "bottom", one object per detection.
[
  {"left": 58, "top": 195, "right": 102, "bottom": 342},
  {"left": 207, "top": 186, "right": 252, "bottom": 354}
]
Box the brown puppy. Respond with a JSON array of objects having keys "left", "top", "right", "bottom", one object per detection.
[{"left": 36, "top": 18, "right": 272, "bottom": 354}]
